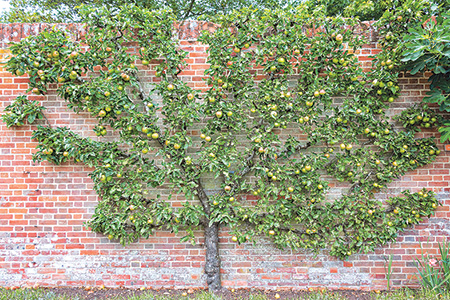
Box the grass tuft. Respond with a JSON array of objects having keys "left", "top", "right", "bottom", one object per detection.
[{"left": 373, "top": 288, "right": 450, "bottom": 300}]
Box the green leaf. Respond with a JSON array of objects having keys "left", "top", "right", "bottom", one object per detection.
[{"left": 28, "top": 114, "right": 36, "bottom": 124}]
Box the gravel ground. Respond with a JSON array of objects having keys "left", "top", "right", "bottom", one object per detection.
[{"left": 40, "top": 286, "right": 376, "bottom": 300}]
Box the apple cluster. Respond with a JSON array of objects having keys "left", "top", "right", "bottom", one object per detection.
[{"left": 394, "top": 104, "right": 441, "bottom": 131}]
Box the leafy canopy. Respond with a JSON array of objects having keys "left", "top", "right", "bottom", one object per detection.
[
  {"left": 0, "top": 0, "right": 300, "bottom": 23},
  {"left": 3, "top": 0, "right": 449, "bottom": 23}
]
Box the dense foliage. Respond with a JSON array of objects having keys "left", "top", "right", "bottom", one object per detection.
[
  {"left": 308, "top": 0, "right": 449, "bottom": 21},
  {"left": 0, "top": 0, "right": 299, "bottom": 23},
  {"left": 1, "top": 95, "right": 46, "bottom": 127},
  {"left": 3, "top": 0, "right": 449, "bottom": 23},
  {"left": 2, "top": 1, "right": 442, "bottom": 289},
  {"left": 194, "top": 2, "right": 440, "bottom": 258},
  {"left": 402, "top": 12, "right": 450, "bottom": 142}
]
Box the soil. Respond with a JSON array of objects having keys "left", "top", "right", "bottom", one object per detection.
[{"left": 41, "top": 287, "right": 377, "bottom": 300}]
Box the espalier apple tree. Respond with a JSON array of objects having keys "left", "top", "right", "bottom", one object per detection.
[{"left": 2, "top": 2, "right": 441, "bottom": 291}]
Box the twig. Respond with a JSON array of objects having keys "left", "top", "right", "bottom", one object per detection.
[
  {"left": 41, "top": 112, "right": 52, "bottom": 129},
  {"left": 182, "top": 0, "right": 196, "bottom": 21}
]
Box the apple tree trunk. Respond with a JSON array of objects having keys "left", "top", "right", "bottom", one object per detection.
[{"left": 204, "top": 222, "right": 221, "bottom": 291}]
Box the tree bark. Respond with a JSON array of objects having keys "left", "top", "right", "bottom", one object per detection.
[{"left": 204, "top": 222, "right": 221, "bottom": 291}]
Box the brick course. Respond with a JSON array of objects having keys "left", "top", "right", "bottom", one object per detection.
[{"left": 0, "top": 21, "right": 449, "bottom": 290}]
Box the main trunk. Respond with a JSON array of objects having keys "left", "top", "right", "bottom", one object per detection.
[{"left": 204, "top": 222, "right": 221, "bottom": 291}]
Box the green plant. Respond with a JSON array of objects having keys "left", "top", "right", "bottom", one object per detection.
[
  {"left": 394, "top": 104, "right": 441, "bottom": 132},
  {"left": 306, "top": 290, "right": 349, "bottom": 300},
  {"left": 415, "top": 241, "right": 450, "bottom": 294},
  {"left": 0, "top": 288, "right": 79, "bottom": 300},
  {"left": 373, "top": 288, "right": 450, "bottom": 300},
  {"left": 0, "top": 0, "right": 302, "bottom": 23},
  {"left": 402, "top": 11, "right": 450, "bottom": 142},
  {"left": 302, "top": 0, "right": 449, "bottom": 21},
  {"left": 2, "top": 3, "right": 441, "bottom": 291},
  {"left": 384, "top": 254, "right": 394, "bottom": 291},
  {"left": 1, "top": 95, "right": 46, "bottom": 127}
]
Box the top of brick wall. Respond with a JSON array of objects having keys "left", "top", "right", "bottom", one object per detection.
[{"left": 0, "top": 20, "right": 377, "bottom": 49}]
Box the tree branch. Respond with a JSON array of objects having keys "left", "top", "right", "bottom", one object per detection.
[
  {"left": 41, "top": 112, "right": 52, "bottom": 129},
  {"left": 182, "top": 0, "right": 196, "bottom": 20}
]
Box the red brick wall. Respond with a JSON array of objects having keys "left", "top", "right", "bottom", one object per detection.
[{"left": 0, "top": 22, "right": 449, "bottom": 291}]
